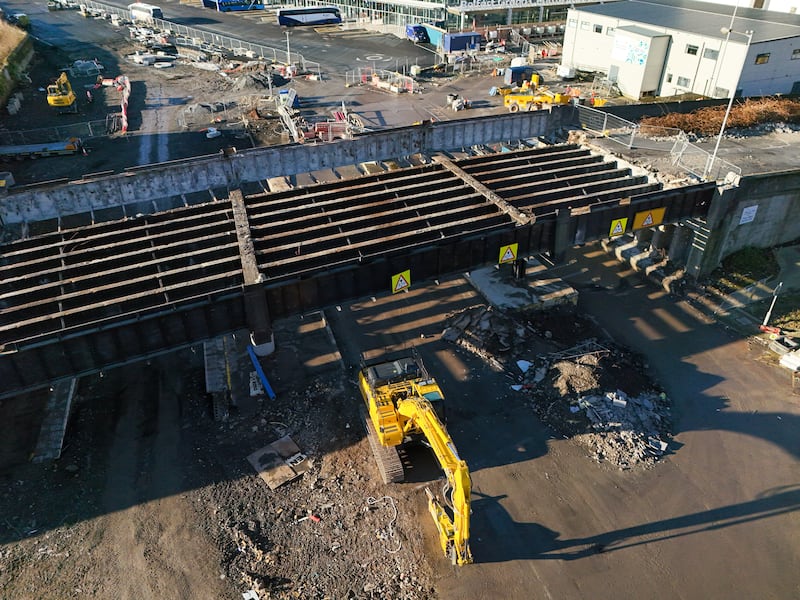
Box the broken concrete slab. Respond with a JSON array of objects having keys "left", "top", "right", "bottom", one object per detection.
[
  {"left": 465, "top": 257, "right": 578, "bottom": 311},
  {"left": 247, "top": 435, "right": 311, "bottom": 490}
]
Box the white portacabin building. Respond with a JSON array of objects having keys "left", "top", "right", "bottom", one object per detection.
[{"left": 560, "top": 0, "right": 800, "bottom": 100}]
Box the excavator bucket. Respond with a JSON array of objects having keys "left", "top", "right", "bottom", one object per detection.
[{"left": 425, "top": 487, "right": 472, "bottom": 565}]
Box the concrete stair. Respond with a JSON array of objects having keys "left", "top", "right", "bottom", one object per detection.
[{"left": 601, "top": 234, "right": 685, "bottom": 293}]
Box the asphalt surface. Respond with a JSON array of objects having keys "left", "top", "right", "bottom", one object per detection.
[
  {"left": 9, "top": 0, "right": 439, "bottom": 75},
  {"left": 326, "top": 244, "right": 800, "bottom": 600}
]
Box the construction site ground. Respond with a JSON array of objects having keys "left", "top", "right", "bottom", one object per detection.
[
  {"left": 1, "top": 6, "right": 799, "bottom": 599},
  {"left": 1, "top": 243, "right": 798, "bottom": 599}
]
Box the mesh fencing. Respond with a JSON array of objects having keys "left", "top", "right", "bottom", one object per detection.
[
  {"left": 0, "top": 120, "right": 113, "bottom": 145},
  {"left": 576, "top": 105, "right": 742, "bottom": 181}
]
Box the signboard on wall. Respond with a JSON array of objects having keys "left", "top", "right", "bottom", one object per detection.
[
  {"left": 611, "top": 33, "right": 650, "bottom": 65},
  {"left": 739, "top": 205, "right": 758, "bottom": 225}
]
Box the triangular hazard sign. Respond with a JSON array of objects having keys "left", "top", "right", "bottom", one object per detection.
[
  {"left": 611, "top": 221, "right": 624, "bottom": 235},
  {"left": 642, "top": 212, "right": 654, "bottom": 227},
  {"left": 501, "top": 247, "right": 516, "bottom": 262},
  {"left": 394, "top": 274, "right": 409, "bottom": 292}
]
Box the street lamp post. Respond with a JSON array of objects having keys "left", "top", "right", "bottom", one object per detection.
[{"left": 703, "top": 26, "right": 754, "bottom": 180}]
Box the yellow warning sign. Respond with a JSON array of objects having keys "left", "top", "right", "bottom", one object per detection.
[
  {"left": 498, "top": 243, "right": 518, "bottom": 264},
  {"left": 609, "top": 218, "right": 628, "bottom": 238},
  {"left": 633, "top": 207, "right": 666, "bottom": 230},
  {"left": 391, "top": 270, "right": 411, "bottom": 294}
]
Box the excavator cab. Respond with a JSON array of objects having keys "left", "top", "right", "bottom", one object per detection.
[
  {"left": 361, "top": 355, "right": 446, "bottom": 424},
  {"left": 46, "top": 72, "right": 78, "bottom": 113}
]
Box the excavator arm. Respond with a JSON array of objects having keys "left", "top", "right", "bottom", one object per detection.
[{"left": 397, "top": 395, "right": 473, "bottom": 565}]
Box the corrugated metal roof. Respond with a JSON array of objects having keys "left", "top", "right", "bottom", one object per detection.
[{"left": 574, "top": 0, "right": 800, "bottom": 44}]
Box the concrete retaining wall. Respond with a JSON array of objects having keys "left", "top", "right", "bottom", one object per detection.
[
  {"left": 0, "top": 109, "right": 563, "bottom": 227},
  {"left": 595, "top": 98, "right": 730, "bottom": 123},
  {"left": 687, "top": 170, "right": 800, "bottom": 276}
]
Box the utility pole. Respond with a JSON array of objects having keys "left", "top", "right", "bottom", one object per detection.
[{"left": 760, "top": 281, "right": 783, "bottom": 333}]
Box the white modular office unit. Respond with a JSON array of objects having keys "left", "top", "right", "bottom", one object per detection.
[
  {"left": 609, "top": 26, "right": 671, "bottom": 98},
  {"left": 561, "top": 0, "right": 800, "bottom": 99}
]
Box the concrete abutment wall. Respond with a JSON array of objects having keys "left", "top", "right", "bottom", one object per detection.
[{"left": 685, "top": 171, "right": 800, "bottom": 277}]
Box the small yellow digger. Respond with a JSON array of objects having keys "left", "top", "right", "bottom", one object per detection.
[
  {"left": 359, "top": 351, "right": 472, "bottom": 565},
  {"left": 46, "top": 72, "right": 78, "bottom": 114},
  {"left": 504, "top": 89, "right": 570, "bottom": 112}
]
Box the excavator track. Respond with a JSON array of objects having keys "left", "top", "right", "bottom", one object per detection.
[{"left": 362, "top": 409, "right": 404, "bottom": 484}]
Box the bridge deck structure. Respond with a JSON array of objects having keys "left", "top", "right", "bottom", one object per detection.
[{"left": 0, "top": 143, "right": 715, "bottom": 398}]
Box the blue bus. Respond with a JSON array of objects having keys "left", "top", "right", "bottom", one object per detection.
[
  {"left": 276, "top": 6, "right": 341, "bottom": 26},
  {"left": 202, "top": 0, "right": 264, "bottom": 11}
]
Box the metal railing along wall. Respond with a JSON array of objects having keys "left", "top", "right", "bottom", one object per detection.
[{"left": 670, "top": 131, "right": 741, "bottom": 182}]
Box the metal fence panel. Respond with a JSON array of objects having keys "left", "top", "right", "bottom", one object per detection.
[{"left": 577, "top": 105, "right": 741, "bottom": 181}]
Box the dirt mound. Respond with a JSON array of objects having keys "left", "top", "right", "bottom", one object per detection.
[{"left": 443, "top": 305, "right": 672, "bottom": 469}]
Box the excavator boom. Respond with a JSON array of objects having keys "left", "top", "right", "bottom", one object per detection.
[{"left": 397, "top": 397, "right": 472, "bottom": 565}]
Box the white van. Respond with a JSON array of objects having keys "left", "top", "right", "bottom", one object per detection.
[{"left": 128, "top": 2, "right": 163, "bottom": 22}]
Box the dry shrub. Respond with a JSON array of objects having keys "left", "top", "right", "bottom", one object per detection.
[
  {"left": 0, "top": 21, "right": 27, "bottom": 68},
  {"left": 640, "top": 97, "right": 800, "bottom": 136}
]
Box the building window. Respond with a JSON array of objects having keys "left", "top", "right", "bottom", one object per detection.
[
  {"left": 593, "top": 24, "right": 602, "bottom": 33},
  {"left": 606, "top": 26, "right": 615, "bottom": 36},
  {"left": 580, "top": 21, "right": 590, "bottom": 30},
  {"left": 567, "top": 18, "right": 577, "bottom": 28},
  {"left": 686, "top": 44, "right": 699, "bottom": 56},
  {"left": 703, "top": 48, "right": 719, "bottom": 60},
  {"left": 677, "top": 76, "right": 691, "bottom": 87},
  {"left": 755, "top": 53, "right": 770, "bottom": 64},
  {"left": 793, "top": 49, "right": 800, "bottom": 60},
  {"left": 666, "top": 73, "right": 673, "bottom": 83},
  {"left": 714, "top": 86, "right": 730, "bottom": 97}
]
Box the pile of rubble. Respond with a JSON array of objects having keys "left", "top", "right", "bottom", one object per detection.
[{"left": 442, "top": 305, "right": 672, "bottom": 469}]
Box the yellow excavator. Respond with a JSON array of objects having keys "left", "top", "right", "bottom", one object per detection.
[
  {"left": 46, "top": 72, "right": 78, "bottom": 113},
  {"left": 358, "top": 351, "right": 472, "bottom": 565},
  {"left": 504, "top": 89, "right": 571, "bottom": 112}
]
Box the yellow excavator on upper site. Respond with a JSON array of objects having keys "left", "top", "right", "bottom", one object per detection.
[
  {"left": 504, "top": 89, "right": 571, "bottom": 112},
  {"left": 46, "top": 72, "right": 78, "bottom": 113},
  {"left": 358, "top": 351, "right": 472, "bottom": 565}
]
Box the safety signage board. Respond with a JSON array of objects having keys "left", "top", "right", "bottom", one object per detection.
[
  {"left": 633, "top": 207, "right": 666, "bottom": 230},
  {"left": 391, "top": 270, "right": 411, "bottom": 294},
  {"left": 498, "top": 243, "right": 518, "bottom": 264},
  {"left": 609, "top": 218, "right": 628, "bottom": 237},
  {"left": 739, "top": 205, "right": 758, "bottom": 225}
]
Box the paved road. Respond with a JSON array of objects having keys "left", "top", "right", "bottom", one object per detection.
[{"left": 327, "top": 244, "right": 799, "bottom": 599}]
